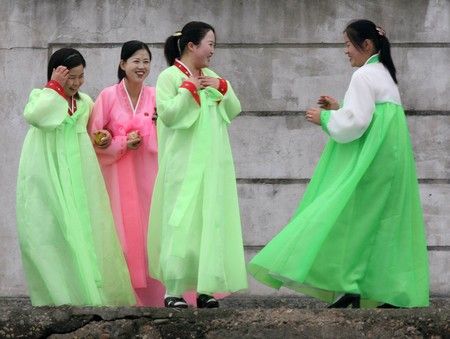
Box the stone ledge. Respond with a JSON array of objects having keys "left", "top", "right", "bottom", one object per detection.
[{"left": 0, "top": 297, "right": 448, "bottom": 338}]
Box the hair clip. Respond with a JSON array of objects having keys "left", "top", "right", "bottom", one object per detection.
[
  {"left": 376, "top": 26, "right": 386, "bottom": 37},
  {"left": 173, "top": 31, "right": 182, "bottom": 37},
  {"left": 63, "top": 53, "right": 78, "bottom": 62}
]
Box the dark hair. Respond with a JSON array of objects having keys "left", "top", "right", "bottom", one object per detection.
[
  {"left": 164, "top": 21, "right": 215, "bottom": 66},
  {"left": 47, "top": 48, "right": 86, "bottom": 81},
  {"left": 118, "top": 40, "right": 152, "bottom": 81},
  {"left": 344, "top": 19, "right": 397, "bottom": 83}
]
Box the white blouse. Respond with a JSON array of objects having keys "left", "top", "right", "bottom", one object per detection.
[{"left": 324, "top": 54, "right": 401, "bottom": 143}]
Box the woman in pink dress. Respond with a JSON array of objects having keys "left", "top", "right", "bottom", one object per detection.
[{"left": 88, "top": 40, "right": 164, "bottom": 306}]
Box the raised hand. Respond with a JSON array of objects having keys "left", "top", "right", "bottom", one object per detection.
[
  {"left": 186, "top": 76, "right": 202, "bottom": 90},
  {"left": 198, "top": 76, "right": 220, "bottom": 90},
  {"left": 51, "top": 66, "right": 69, "bottom": 87},
  {"left": 317, "top": 95, "right": 339, "bottom": 110}
]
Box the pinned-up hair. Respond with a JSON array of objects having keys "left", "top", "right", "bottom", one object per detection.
[
  {"left": 164, "top": 21, "right": 215, "bottom": 66},
  {"left": 345, "top": 19, "right": 397, "bottom": 83}
]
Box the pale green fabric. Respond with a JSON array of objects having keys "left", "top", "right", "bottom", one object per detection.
[
  {"left": 148, "top": 67, "right": 248, "bottom": 295},
  {"left": 16, "top": 88, "right": 135, "bottom": 306}
]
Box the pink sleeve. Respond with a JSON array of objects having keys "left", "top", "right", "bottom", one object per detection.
[{"left": 87, "top": 90, "right": 128, "bottom": 166}]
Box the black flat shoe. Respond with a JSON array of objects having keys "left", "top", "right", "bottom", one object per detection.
[
  {"left": 197, "top": 294, "right": 219, "bottom": 308},
  {"left": 164, "top": 297, "right": 188, "bottom": 308},
  {"left": 377, "top": 303, "right": 400, "bottom": 308},
  {"left": 328, "top": 293, "right": 360, "bottom": 308}
]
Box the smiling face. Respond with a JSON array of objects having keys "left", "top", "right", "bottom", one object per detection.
[
  {"left": 344, "top": 32, "right": 374, "bottom": 67},
  {"left": 190, "top": 30, "right": 216, "bottom": 69},
  {"left": 64, "top": 64, "right": 84, "bottom": 97},
  {"left": 120, "top": 48, "right": 151, "bottom": 84}
]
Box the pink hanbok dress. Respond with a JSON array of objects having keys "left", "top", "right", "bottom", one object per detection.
[{"left": 88, "top": 80, "right": 164, "bottom": 306}]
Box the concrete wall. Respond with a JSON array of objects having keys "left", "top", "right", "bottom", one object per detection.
[{"left": 1, "top": 0, "right": 449, "bottom": 297}]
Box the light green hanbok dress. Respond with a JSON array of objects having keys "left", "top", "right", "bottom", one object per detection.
[
  {"left": 16, "top": 87, "right": 135, "bottom": 306},
  {"left": 148, "top": 60, "right": 248, "bottom": 296}
]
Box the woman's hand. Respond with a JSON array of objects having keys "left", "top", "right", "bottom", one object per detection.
[
  {"left": 317, "top": 95, "right": 339, "bottom": 110},
  {"left": 93, "top": 129, "right": 112, "bottom": 148},
  {"left": 186, "top": 76, "right": 202, "bottom": 90},
  {"left": 198, "top": 76, "right": 220, "bottom": 90},
  {"left": 51, "top": 66, "right": 69, "bottom": 87},
  {"left": 305, "top": 108, "right": 322, "bottom": 126},
  {"left": 127, "top": 130, "right": 142, "bottom": 150}
]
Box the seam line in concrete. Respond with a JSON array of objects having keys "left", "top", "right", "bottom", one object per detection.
[
  {"left": 419, "top": 179, "right": 450, "bottom": 184},
  {"left": 237, "top": 178, "right": 310, "bottom": 184},
  {"left": 245, "top": 245, "right": 450, "bottom": 251},
  {"left": 224, "top": 42, "right": 450, "bottom": 48},
  {"left": 47, "top": 42, "right": 450, "bottom": 49},
  {"left": 239, "top": 111, "right": 450, "bottom": 117},
  {"left": 0, "top": 47, "right": 48, "bottom": 50},
  {"left": 237, "top": 179, "right": 450, "bottom": 185},
  {"left": 428, "top": 246, "right": 450, "bottom": 251},
  {"left": 48, "top": 42, "right": 165, "bottom": 49}
]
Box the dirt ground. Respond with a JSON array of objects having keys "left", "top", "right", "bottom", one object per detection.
[{"left": 0, "top": 296, "right": 448, "bottom": 338}]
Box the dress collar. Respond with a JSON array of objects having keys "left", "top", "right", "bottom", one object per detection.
[
  {"left": 120, "top": 79, "right": 144, "bottom": 116},
  {"left": 174, "top": 59, "right": 203, "bottom": 77},
  {"left": 365, "top": 53, "right": 380, "bottom": 65}
]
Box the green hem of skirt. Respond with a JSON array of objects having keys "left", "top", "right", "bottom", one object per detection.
[{"left": 248, "top": 263, "right": 429, "bottom": 309}]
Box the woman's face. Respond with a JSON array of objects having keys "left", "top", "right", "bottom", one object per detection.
[
  {"left": 64, "top": 64, "right": 84, "bottom": 97},
  {"left": 120, "top": 48, "right": 151, "bottom": 84},
  {"left": 191, "top": 30, "right": 216, "bottom": 68},
  {"left": 344, "top": 32, "right": 373, "bottom": 67}
]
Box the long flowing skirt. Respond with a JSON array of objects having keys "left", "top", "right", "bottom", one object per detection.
[{"left": 248, "top": 103, "right": 429, "bottom": 308}]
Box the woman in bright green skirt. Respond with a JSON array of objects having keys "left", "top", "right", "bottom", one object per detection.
[
  {"left": 16, "top": 48, "right": 135, "bottom": 306},
  {"left": 248, "top": 20, "right": 429, "bottom": 308}
]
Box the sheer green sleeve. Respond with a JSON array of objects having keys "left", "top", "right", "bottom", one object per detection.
[{"left": 23, "top": 88, "right": 68, "bottom": 130}]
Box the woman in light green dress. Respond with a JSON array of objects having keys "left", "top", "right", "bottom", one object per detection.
[
  {"left": 148, "top": 22, "right": 248, "bottom": 308},
  {"left": 248, "top": 20, "right": 429, "bottom": 308},
  {"left": 16, "top": 48, "right": 135, "bottom": 306}
]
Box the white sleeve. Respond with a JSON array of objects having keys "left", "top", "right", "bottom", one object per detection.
[{"left": 326, "top": 71, "right": 375, "bottom": 143}]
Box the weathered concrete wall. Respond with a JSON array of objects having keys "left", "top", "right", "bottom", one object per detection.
[{"left": 0, "top": 0, "right": 449, "bottom": 297}]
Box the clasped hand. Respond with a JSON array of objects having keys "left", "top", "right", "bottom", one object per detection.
[{"left": 187, "top": 76, "right": 220, "bottom": 90}]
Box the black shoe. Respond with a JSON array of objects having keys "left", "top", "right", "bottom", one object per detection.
[
  {"left": 164, "top": 296, "right": 188, "bottom": 308},
  {"left": 377, "top": 303, "right": 400, "bottom": 308},
  {"left": 197, "top": 294, "right": 219, "bottom": 308},
  {"left": 328, "top": 293, "right": 360, "bottom": 308}
]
